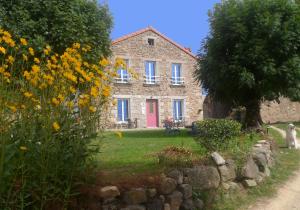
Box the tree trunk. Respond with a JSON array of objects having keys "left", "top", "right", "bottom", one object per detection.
[{"left": 244, "top": 100, "right": 262, "bottom": 128}]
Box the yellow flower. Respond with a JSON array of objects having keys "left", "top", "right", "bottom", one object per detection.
[
  {"left": 89, "top": 106, "right": 97, "bottom": 113},
  {"left": 23, "top": 71, "right": 31, "bottom": 80},
  {"left": 20, "top": 146, "right": 28, "bottom": 151},
  {"left": 69, "top": 86, "right": 76, "bottom": 93},
  {"left": 34, "top": 57, "right": 40, "bottom": 64},
  {"left": 102, "top": 86, "right": 110, "bottom": 97},
  {"left": 51, "top": 98, "right": 60, "bottom": 106},
  {"left": 6, "top": 55, "right": 14, "bottom": 64},
  {"left": 0, "top": 46, "right": 6, "bottom": 54},
  {"left": 7, "top": 105, "right": 17, "bottom": 113},
  {"left": 67, "top": 101, "right": 74, "bottom": 109},
  {"left": 90, "top": 86, "right": 98, "bottom": 98},
  {"left": 43, "top": 45, "right": 51, "bottom": 55},
  {"left": 24, "top": 92, "right": 33, "bottom": 98},
  {"left": 52, "top": 122, "right": 60, "bottom": 132},
  {"left": 99, "top": 58, "right": 109, "bottom": 67},
  {"left": 29, "top": 47, "right": 34, "bottom": 56},
  {"left": 73, "top": 43, "right": 80, "bottom": 49},
  {"left": 63, "top": 72, "right": 77, "bottom": 83},
  {"left": 115, "top": 131, "right": 123, "bottom": 138},
  {"left": 20, "top": 38, "right": 28, "bottom": 46},
  {"left": 31, "top": 65, "right": 40, "bottom": 74},
  {"left": 57, "top": 94, "right": 65, "bottom": 102}
]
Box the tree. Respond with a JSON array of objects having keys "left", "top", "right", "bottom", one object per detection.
[
  {"left": 0, "top": 0, "right": 112, "bottom": 60},
  {"left": 195, "top": 0, "right": 300, "bottom": 128}
]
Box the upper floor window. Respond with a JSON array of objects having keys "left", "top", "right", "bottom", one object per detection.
[
  {"left": 145, "top": 61, "right": 158, "bottom": 84},
  {"left": 148, "top": 38, "right": 154, "bottom": 46},
  {"left": 173, "top": 99, "right": 184, "bottom": 121},
  {"left": 116, "top": 59, "right": 129, "bottom": 83},
  {"left": 117, "top": 98, "right": 129, "bottom": 122},
  {"left": 171, "top": 63, "right": 184, "bottom": 85}
]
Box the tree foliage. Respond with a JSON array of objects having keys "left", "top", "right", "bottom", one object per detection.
[
  {"left": 195, "top": 0, "right": 300, "bottom": 127},
  {"left": 0, "top": 0, "right": 112, "bottom": 60}
]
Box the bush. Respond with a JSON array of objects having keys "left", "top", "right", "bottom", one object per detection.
[{"left": 194, "top": 119, "right": 242, "bottom": 152}]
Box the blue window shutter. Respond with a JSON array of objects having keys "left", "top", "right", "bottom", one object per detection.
[
  {"left": 124, "top": 100, "right": 128, "bottom": 120},
  {"left": 145, "top": 62, "right": 149, "bottom": 78},
  {"left": 151, "top": 62, "right": 155, "bottom": 77},
  {"left": 172, "top": 64, "right": 175, "bottom": 80},
  {"left": 177, "top": 64, "right": 181, "bottom": 78},
  {"left": 173, "top": 100, "right": 176, "bottom": 120},
  {"left": 117, "top": 69, "right": 122, "bottom": 77},
  {"left": 178, "top": 100, "right": 182, "bottom": 119},
  {"left": 117, "top": 99, "right": 122, "bottom": 121}
]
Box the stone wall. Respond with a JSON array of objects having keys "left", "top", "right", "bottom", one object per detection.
[
  {"left": 96, "top": 139, "right": 275, "bottom": 210},
  {"left": 109, "top": 29, "right": 204, "bottom": 128}
]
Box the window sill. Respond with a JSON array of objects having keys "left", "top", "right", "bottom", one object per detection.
[
  {"left": 143, "top": 83, "right": 160, "bottom": 87},
  {"left": 170, "top": 84, "right": 185, "bottom": 88},
  {"left": 114, "top": 82, "right": 132, "bottom": 86}
]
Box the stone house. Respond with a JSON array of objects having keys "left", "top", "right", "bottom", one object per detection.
[{"left": 109, "top": 26, "right": 203, "bottom": 128}]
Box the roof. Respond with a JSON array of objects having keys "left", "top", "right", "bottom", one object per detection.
[{"left": 112, "top": 26, "right": 197, "bottom": 59}]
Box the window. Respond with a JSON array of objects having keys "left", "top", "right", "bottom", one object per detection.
[
  {"left": 117, "top": 99, "right": 129, "bottom": 122},
  {"left": 173, "top": 99, "right": 184, "bottom": 121},
  {"left": 116, "top": 59, "right": 129, "bottom": 83},
  {"left": 148, "top": 38, "right": 154, "bottom": 46},
  {"left": 171, "top": 63, "right": 183, "bottom": 85},
  {"left": 145, "top": 61, "right": 156, "bottom": 84}
]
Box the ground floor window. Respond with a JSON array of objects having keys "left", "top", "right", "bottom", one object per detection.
[
  {"left": 117, "top": 99, "right": 129, "bottom": 122},
  {"left": 173, "top": 99, "right": 184, "bottom": 121}
]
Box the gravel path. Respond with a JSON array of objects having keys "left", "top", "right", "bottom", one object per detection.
[{"left": 247, "top": 126, "right": 300, "bottom": 210}]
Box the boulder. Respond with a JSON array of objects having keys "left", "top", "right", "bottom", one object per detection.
[
  {"left": 218, "top": 159, "right": 236, "bottom": 182},
  {"left": 146, "top": 198, "right": 164, "bottom": 210},
  {"left": 178, "top": 184, "right": 192, "bottom": 199},
  {"left": 243, "top": 179, "right": 257, "bottom": 188},
  {"left": 193, "top": 198, "right": 204, "bottom": 210},
  {"left": 121, "top": 205, "right": 146, "bottom": 210},
  {"left": 147, "top": 188, "right": 157, "bottom": 198},
  {"left": 166, "top": 191, "right": 183, "bottom": 210},
  {"left": 102, "top": 204, "right": 119, "bottom": 210},
  {"left": 123, "top": 188, "right": 147, "bottom": 205},
  {"left": 252, "top": 152, "right": 268, "bottom": 172},
  {"left": 159, "top": 177, "right": 177, "bottom": 194},
  {"left": 211, "top": 152, "right": 226, "bottom": 165},
  {"left": 99, "top": 186, "right": 120, "bottom": 200},
  {"left": 242, "top": 158, "right": 259, "bottom": 179},
  {"left": 164, "top": 203, "right": 171, "bottom": 210},
  {"left": 185, "top": 166, "right": 220, "bottom": 190},
  {"left": 180, "top": 199, "right": 195, "bottom": 210},
  {"left": 167, "top": 169, "right": 183, "bottom": 184}
]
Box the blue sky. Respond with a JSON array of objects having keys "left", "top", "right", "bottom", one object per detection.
[{"left": 102, "top": 0, "right": 221, "bottom": 54}]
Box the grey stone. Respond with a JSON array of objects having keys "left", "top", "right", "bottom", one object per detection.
[
  {"left": 242, "top": 158, "right": 260, "bottom": 179},
  {"left": 147, "top": 188, "right": 157, "bottom": 198},
  {"left": 178, "top": 184, "right": 192, "bottom": 199},
  {"left": 243, "top": 179, "right": 257, "bottom": 188},
  {"left": 181, "top": 199, "right": 195, "bottom": 210},
  {"left": 211, "top": 152, "right": 226, "bottom": 165},
  {"left": 228, "top": 181, "right": 240, "bottom": 191},
  {"left": 123, "top": 188, "right": 147, "bottom": 205},
  {"left": 222, "top": 182, "right": 230, "bottom": 190},
  {"left": 159, "top": 195, "right": 165, "bottom": 203},
  {"left": 166, "top": 191, "right": 183, "bottom": 210},
  {"left": 186, "top": 166, "right": 220, "bottom": 190},
  {"left": 252, "top": 152, "right": 268, "bottom": 172},
  {"left": 146, "top": 198, "right": 163, "bottom": 210},
  {"left": 193, "top": 198, "right": 204, "bottom": 209},
  {"left": 164, "top": 203, "right": 171, "bottom": 210},
  {"left": 121, "top": 205, "right": 146, "bottom": 210},
  {"left": 99, "top": 186, "right": 120, "bottom": 199},
  {"left": 102, "top": 204, "right": 118, "bottom": 210},
  {"left": 218, "top": 160, "right": 236, "bottom": 182},
  {"left": 167, "top": 169, "right": 183, "bottom": 184},
  {"left": 160, "top": 177, "right": 177, "bottom": 194}
]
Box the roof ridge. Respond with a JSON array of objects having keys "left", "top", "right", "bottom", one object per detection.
[{"left": 112, "top": 26, "right": 196, "bottom": 59}]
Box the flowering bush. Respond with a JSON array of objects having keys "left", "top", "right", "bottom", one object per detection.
[{"left": 0, "top": 29, "right": 126, "bottom": 209}]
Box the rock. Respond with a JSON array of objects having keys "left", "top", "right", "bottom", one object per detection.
[
  {"left": 222, "top": 182, "right": 230, "bottom": 190},
  {"left": 147, "top": 188, "right": 157, "bottom": 198},
  {"left": 99, "top": 186, "right": 120, "bottom": 200},
  {"left": 243, "top": 179, "right": 257, "bottom": 188},
  {"left": 186, "top": 166, "right": 220, "bottom": 190},
  {"left": 211, "top": 152, "right": 226, "bottom": 165},
  {"left": 102, "top": 204, "right": 119, "bottom": 210},
  {"left": 167, "top": 169, "right": 183, "bottom": 184},
  {"left": 181, "top": 199, "right": 195, "bottom": 210},
  {"left": 159, "top": 195, "right": 165, "bottom": 203},
  {"left": 183, "top": 177, "right": 189, "bottom": 184},
  {"left": 264, "top": 167, "right": 271, "bottom": 177},
  {"left": 218, "top": 159, "right": 236, "bottom": 182},
  {"left": 252, "top": 152, "right": 268, "bottom": 172},
  {"left": 164, "top": 203, "right": 171, "bottom": 210},
  {"left": 242, "top": 158, "right": 259, "bottom": 179},
  {"left": 166, "top": 191, "right": 183, "bottom": 210},
  {"left": 160, "top": 177, "right": 177, "bottom": 194},
  {"left": 258, "top": 140, "right": 267, "bottom": 144},
  {"left": 123, "top": 188, "right": 147, "bottom": 205},
  {"left": 178, "top": 184, "right": 192, "bottom": 199},
  {"left": 146, "top": 198, "right": 163, "bottom": 210},
  {"left": 193, "top": 198, "right": 204, "bottom": 209},
  {"left": 121, "top": 205, "right": 146, "bottom": 210},
  {"left": 227, "top": 181, "right": 240, "bottom": 191},
  {"left": 255, "top": 174, "right": 264, "bottom": 184}
]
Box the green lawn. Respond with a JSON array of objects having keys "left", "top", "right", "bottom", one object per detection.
[{"left": 94, "top": 129, "right": 203, "bottom": 174}]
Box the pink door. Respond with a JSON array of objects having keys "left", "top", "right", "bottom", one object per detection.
[{"left": 146, "top": 99, "right": 158, "bottom": 127}]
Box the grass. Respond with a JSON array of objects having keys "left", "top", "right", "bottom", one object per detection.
[
  {"left": 94, "top": 129, "right": 204, "bottom": 174},
  {"left": 212, "top": 124, "right": 300, "bottom": 210}
]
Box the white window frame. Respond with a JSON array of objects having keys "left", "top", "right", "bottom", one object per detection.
[
  {"left": 117, "top": 98, "right": 130, "bottom": 123},
  {"left": 116, "top": 59, "right": 130, "bottom": 83}
]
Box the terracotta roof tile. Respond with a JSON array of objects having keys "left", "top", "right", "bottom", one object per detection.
[{"left": 112, "top": 26, "right": 197, "bottom": 59}]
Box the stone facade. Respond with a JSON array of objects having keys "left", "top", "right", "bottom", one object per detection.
[{"left": 109, "top": 27, "right": 203, "bottom": 128}]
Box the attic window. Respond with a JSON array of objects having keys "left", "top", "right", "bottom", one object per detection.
[{"left": 148, "top": 38, "right": 154, "bottom": 46}]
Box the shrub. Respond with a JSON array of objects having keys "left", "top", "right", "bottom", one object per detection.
[
  {"left": 0, "top": 30, "right": 132, "bottom": 209},
  {"left": 194, "top": 119, "right": 242, "bottom": 152}
]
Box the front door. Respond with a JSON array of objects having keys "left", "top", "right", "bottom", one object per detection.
[{"left": 146, "top": 99, "right": 158, "bottom": 127}]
